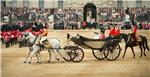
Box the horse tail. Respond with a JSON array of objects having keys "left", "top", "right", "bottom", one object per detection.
[{"left": 143, "top": 36, "right": 149, "bottom": 51}]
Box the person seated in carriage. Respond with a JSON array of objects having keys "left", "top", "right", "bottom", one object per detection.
[
  {"left": 109, "top": 25, "right": 120, "bottom": 38},
  {"left": 35, "top": 26, "right": 48, "bottom": 45},
  {"left": 99, "top": 27, "right": 105, "bottom": 40},
  {"left": 93, "top": 32, "right": 99, "bottom": 39},
  {"left": 114, "top": 25, "right": 121, "bottom": 37},
  {"left": 93, "top": 27, "right": 105, "bottom": 40},
  {"left": 109, "top": 25, "right": 115, "bottom": 37}
]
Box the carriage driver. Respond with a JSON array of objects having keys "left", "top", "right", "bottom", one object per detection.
[{"left": 35, "top": 26, "right": 48, "bottom": 45}]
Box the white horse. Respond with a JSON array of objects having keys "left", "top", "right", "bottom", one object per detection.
[{"left": 23, "top": 32, "right": 63, "bottom": 63}]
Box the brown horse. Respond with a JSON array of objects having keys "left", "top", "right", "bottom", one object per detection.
[{"left": 120, "top": 33, "right": 149, "bottom": 58}]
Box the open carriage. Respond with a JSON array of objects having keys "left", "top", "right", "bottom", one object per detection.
[{"left": 64, "top": 33, "right": 122, "bottom": 62}]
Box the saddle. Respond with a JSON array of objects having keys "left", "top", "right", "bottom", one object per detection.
[
  {"left": 137, "top": 36, "right": 142, "bottom": 42},
  {"left": 130, "top": 35, "right": 142, "bottom": 46},
  {"left": 35, "top": 36, "right": 52, "bottom": 49},
  {"left": 42, "top": 40, "right": 52, "bottom": 49},
  {"left": 131, "top": 36, "right": 142, "bottom": 42}
]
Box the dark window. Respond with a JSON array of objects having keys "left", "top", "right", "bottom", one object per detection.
[
  {"left": 12, "top": 0, "right": 17, "bottom": 7},
  {"left": 117, "top": 0, "right": 122, "bottom": 7},
  {"left": 39, "top": 0, "right": 44, "bottom": 8},
  {"left": 23, "top": 0, "right": 29, "bottom": 7},
  {"left": 58, "top": 0, "right": 63, "bottom": 8},
  {"left": 136, "top": 0, "right": 141, "bottom": 7},
  {"left": 1, "top": 0, "right": 6, "bottom": 7}
]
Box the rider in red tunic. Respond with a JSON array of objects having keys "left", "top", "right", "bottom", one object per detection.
[
  {"left": 133, "top": 26, "right": 137, "bottom": 35},
  {"left": 114, "top": 26, "right": 120, "bottom": 36},
  {"left": 25, "top": 28, "right": 32, "bottom": 32},
  {"left": 132, "top": 25, "right": 138, "bottom": 45},
  {"left": 109, "top": 26, "right": 115, "bottom": 37}
]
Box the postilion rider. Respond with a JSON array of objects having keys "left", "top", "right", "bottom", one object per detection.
[
  {"left": 131, "top": 25, "right": 138, "bottom": 45},
  {"left": 35, "top": 26, "right": 51, "bottom": 48}
]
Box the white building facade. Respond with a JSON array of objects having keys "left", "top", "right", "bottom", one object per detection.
[{"left": 1, "top": 0, "right": 150, "bottom": 8}]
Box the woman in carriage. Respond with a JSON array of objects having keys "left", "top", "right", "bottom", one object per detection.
[
  {"left": 99, "top": 27, "right": 105, "bottom": 40},
  {"left": 93, "top": 27, "right": 105, "bottom": 40}
]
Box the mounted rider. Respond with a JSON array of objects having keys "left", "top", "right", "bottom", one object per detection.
[
  {"left": 131, "top": 24, "right": 138, "bottom": 45},
  {"left": 35, "top": 26, "right": 48, "bottom": 45}
]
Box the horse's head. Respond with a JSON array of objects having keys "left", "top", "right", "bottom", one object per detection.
[
  {"left": 22, "top": 32, "right": 29, "bottom": 41},
  {"left": 66, "top": 33, "right": 80, "bottom": 45}
]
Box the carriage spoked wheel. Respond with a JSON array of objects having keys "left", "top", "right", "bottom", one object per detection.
[
  {"left": 71, "top": 47, "right": 84, "bottom": 62},
  {"left": 104, "top": 43, "right": 121, "bottom": 61},
  {"left": 63, "top": 49, "right": 72, "bottom": 61},
  {"left": 92, "top": 49, "right": 105, "bottom": 60}
]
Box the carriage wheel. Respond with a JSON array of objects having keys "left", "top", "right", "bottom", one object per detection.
[
  {"left": 92, "top": 49, "right": 105, "bottom": 60},
  {"left": 71, "top": 48, "right": 84, "bottom": 62},
  {"left": 105, "top": 44, "right": 121, "bottom": 61},
  {"left": 63, "top": 49, "right": 72, "bottom": 61}
]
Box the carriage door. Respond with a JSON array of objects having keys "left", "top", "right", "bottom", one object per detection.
[{"left": 83, "top": 3, "right": 97, "bottom": 22}]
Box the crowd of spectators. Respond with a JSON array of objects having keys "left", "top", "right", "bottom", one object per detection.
[{"left": 1, "top": 7, "right": 150, "bottom": 30}]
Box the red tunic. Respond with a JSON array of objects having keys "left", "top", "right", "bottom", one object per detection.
[
  {"left": 25, "top": 28, "right": 32, "bottom": 32},
  {"left": 3, "top": 32, "right": 11, "bottom": 42},
  {"left": 17, "top": 31, "right": 23, "bottom": 37},
  {"left": 109, "top": 28, "right": 115, "bottom": 36},
  {"left": 133, "top": 26, "right": 137, "bottom": 35},
  {"left": 32, "top": 32, "right": 39, "bottom": 36},
  {"left": 41, "top": 29, "right": 48, "bottom": 36},
  {"left": 114, "top": 28, "right": 120, "bottom": 36}
]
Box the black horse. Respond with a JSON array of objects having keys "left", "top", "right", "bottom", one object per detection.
[{"left": 120, "top": 33, "right": 149, "bottom": 58}]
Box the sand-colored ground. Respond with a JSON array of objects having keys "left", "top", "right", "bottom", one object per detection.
[{"left": 1, "top": 30, "right": 150, "bottom": 77}]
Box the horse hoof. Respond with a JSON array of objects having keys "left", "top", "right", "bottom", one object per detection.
[
  {"left": 37, "top": 62, "right": 41, "bottom": 64},
  {"left": 47, "top": 60, "right": 51, "bottom": 63},
  {"left": 144, "top": 54, "right": 146, "bottom": 56},
  {"left": 28, "top": 62, "right": 31, "bottom": 63},
  {"left": 56, "top": 58, "right": 60, "bottom": 61},
  {"left": 24, "top": 61, "right": 26, "bottom": 63}
]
